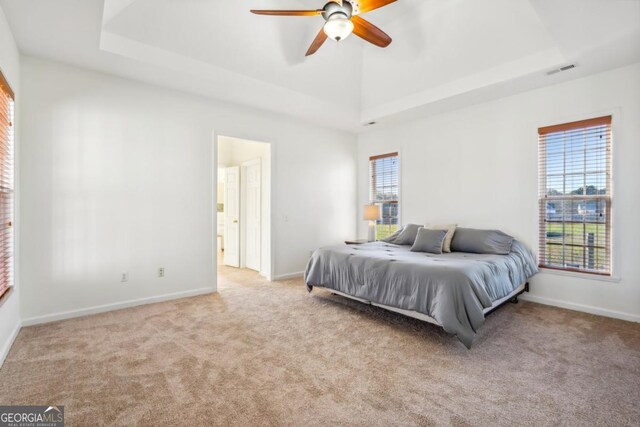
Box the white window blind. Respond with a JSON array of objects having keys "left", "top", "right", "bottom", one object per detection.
[
  {"left": 369, "top": 152, "right": 399, "bottom": 240},
  {"left": 0, "top": 70, "right": 14, "bottom": 300},
  {"left": 538, "top": 116, "right": 612, "bottom": 275}
]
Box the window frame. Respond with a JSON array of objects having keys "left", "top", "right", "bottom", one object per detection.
[
  {"left": 368, "top": 152, "right": 401, "bottom": 241},
  {"left": 537, "top": 114, "right": 614, "bottom": 277},
  {"left": 0, "top": 68, "right": 14, "bottom": 302}
]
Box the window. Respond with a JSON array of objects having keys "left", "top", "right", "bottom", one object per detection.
[
  {"left": 538, "top": 116, "right": 612, "bottom": 275},
  {"left": 369, "top": 152, "right": 399, "bottom": 240},
  {"left": 0, "top": 70, "right": 14, "bottom": 300}
]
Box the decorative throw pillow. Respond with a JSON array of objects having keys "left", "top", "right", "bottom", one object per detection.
[
  {"left": 383, "top": 223, "right": 422, "bottom": 245},
  {"left": 450, "top": 228, "right": 514, "bottom": 255},
  {"left": 410, "top": 228, "right": 448, "bottom": 254},
  {"left": 381, "top": 228, "right": 402, "bottom": 244},
  {"left": 392, "top": 223, "right": 423, "bottom": 245},
  {"left": 426, "top": 224, "right": 457, "bottom": 253}
]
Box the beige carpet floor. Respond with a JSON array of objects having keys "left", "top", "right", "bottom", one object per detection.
[{"left": 1, "top": 266, "right": 639, "bottom": 426}]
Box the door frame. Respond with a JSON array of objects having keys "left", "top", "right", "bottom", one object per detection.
[{"left": 213, "top": 132, "right": 273, "bottom": 281}]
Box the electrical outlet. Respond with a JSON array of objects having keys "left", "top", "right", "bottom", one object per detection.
[
  {"left": 121, "top": 272, "right": 129, "bottom": 283},
  {"left": 158, "top": 267, "right": 165, "bottom": 278}
]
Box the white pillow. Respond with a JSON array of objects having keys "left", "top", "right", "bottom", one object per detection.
[{"left": 425, "top": 224, "right": 457, "bottom": 253}]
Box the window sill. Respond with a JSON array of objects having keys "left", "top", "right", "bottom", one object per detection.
[
  {"left": 0, "top": 286, "right": 13, "bottom": 308},
  {"left": 539, "top": 267, "right": 621, "bottom": 283}
]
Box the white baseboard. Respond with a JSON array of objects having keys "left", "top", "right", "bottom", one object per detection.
[
  {"left": 520, "top": 294, "right": 640, "bottom": 323},
  {"left": 21, "top": 287, "right": 216, "bottom": 327},
  {"left": 0, "top": 323, "right": 21, "bottom": 368},
  {"left": 273, "top": 271, "right": 304, "bottom": 281}
]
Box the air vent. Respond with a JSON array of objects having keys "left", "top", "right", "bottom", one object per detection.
[{"left": 547, "top": 64, "right": 577, "bottom": 76}]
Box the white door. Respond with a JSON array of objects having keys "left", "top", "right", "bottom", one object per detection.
[
  {"left": 244, "top": 159, "right": 261, "bottom": 272},
  {"left": 224, "top": 166, "right": 240, "bottom": 267}
]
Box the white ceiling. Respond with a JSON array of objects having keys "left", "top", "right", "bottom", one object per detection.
[{"left": 1, "top": 0, "right": 639, "bottom": 132}]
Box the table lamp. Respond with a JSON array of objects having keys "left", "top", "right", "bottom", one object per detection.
[{"left": 363, "top": 204, "right": 381, "bottom": 242}]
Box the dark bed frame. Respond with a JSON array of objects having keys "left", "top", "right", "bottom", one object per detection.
[
  {"left": 484, "top": 281, "right": 529, "bottom": 316},
  {"left": 307, "top": 282, "right": 530, "bottom": 321}
]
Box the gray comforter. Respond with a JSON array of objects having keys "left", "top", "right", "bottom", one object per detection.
[{"left": 304, "top": 240, "right": 538, "bottom": 348}]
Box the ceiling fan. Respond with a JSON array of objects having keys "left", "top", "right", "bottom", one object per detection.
[{"left": 251, "top": 0, "right": 396, "bottom": 56}]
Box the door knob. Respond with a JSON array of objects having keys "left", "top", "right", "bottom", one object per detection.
[{"left": 233, "top": 220, "right": 238, "bottom": 224}]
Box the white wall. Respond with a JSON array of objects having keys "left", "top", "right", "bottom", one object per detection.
[
  {"left": 217, "top": 136, "right": 271, "bottom": 279},
  {"left": 20, "top": 56, "right": 357, "bottom": 323},
  {"left": 0, "top": 4, "right": 21, "bottom": 365},
  {"left": 358, "top": 63, "right": 640, "bottom": 322}
]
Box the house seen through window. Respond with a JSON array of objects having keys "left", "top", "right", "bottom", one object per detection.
[{"left": 538, "top": 116, "right": 612, "bottom": 275}]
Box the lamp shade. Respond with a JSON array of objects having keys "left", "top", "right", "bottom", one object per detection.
[{"left": 363, "top": 204, "right": 381, "bottom": 221}]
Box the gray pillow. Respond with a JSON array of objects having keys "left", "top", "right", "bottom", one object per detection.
[
  {"left": 450, "top": 228, "right": 514, "bottom": 255},
  {"left": 410, "top": 228, "right": 448, "bottom": 254},
  {"left": 386, "top": 223, "right": 422, "bottom": 245},
  {"left": 381, "top": 228, "right": 402, "bottom": 243}
]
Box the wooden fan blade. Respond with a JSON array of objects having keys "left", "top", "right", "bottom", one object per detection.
[
  {"left": 351, "top": 15, "right": 392, "bottom": 47},
  {"left": 306, "top": 28, "right": 328, "bottom": 56},
  {"left": 352, "top": 0, "right": 397, "bottom": 15},
  {"left": 250, "top": 10, "right": 322, "bottom": 16}
]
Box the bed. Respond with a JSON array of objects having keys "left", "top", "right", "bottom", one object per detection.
[{"left": 304, "top": 240, "right": 538, "bottom": 348}]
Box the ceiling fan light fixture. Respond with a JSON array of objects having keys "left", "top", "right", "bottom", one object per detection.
[
  {"left": 323, "top": 13, "right": 354, "bottom": 42},
  {"left": 251, "top": 0, "right": 395, "bottom": 55}
]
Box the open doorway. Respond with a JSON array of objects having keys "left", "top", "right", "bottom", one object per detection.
[{"left": 216, "top": 135, "right": 271, "bottom": 280}]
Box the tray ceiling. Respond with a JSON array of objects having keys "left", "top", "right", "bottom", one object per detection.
[{"left": 1, "top": 0, "right": 639, "bottom": 131}]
